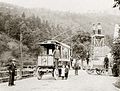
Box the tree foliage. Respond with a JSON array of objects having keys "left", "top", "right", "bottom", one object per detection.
[
  {"left": 0, "top": 10, "right": 75, "bottom": 65},
  {"left": 112, "top": 43, "right": 120, "bottom": 60},
  {"left": 105, "top": 35, "right": 113, "bottom": 48},
  {"left": 72, "top": 31, "right": 91, "bottom": 60},
  {"left": 113, "top": 0, "right": 120, "bottom": 9},
  {"left": 111, "top": 36, "right": 120, "bottom": 62}
]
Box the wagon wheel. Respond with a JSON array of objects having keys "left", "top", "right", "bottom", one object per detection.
[
  {"left": 36, "top": 67, "right": 43, "bottom": 80},
  {"left": 96, "top": 69, "right": 102, "bottom": 75},
  {"left": 86, "top": 69, "right": 94, "bottom": 74},
  {"left": 54, "top": 69, "right": 59, "bottom": 80}
]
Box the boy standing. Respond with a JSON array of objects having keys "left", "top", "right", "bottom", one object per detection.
[{"left": 65, "top": 65, "right": 69, "bottom": 80}]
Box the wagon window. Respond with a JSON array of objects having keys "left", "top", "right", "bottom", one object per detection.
[
  {"left": 62, "top": 47, "right": 69, "bottom": 59},
  {"left": 49, "top": 49, "right": 53, "bottom": 55},
  {"left": 39, "top": 47, "right": 47, "bottom": 55}
]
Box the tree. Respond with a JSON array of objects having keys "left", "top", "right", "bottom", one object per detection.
[
  {"left": 0, "top": 12, "right": 5, "bottom": 33},
  {"left": 113, "top": 0, "right": 120, "bottom": 9},
  {"left": 112, "top": 43, "right": 120, "bottom": 60},
  {"left": 111, "top": 35, "right": 120, "bottom": 60},
  {"left": 72, "top": 31, "right": 91, "bottom": 69},
  {"left": 72, "top": 43, "right": 87, "bottom": 60},
  {"left": 105, "top": 35, "right": 113, "bottom": 48},
  {"left": 112, "top": 0, "right": 120, "bottom": 87}
]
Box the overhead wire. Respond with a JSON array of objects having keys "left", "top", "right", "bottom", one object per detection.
[{"left": 51, "top": 25, "right": 81, "bottom": 40}]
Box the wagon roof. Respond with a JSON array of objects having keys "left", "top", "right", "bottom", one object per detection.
[{"left": 38, "top": 40, "right": 70, "bottom": 48}]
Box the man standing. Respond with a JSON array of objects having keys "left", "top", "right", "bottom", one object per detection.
[
  {"left": 104, "top": 55, "right": 109, "bottom": 71},
  {"left": 112, "top": 62, "right": 119, "bottom": 77},
  {"left": 86, "top": 52, "right": 90, "bottom": 66},
  {"left": 97, "top": 23, "right": 102, "bottom": 34},
  {"left": 53, "top": 46, "right": 60, "bottom": 68},
  {"left": 8, "top": 59, "right": 16, "bottom": 86},
  {"left": 74, "top": 60, "right": 79, "bottom": 75},
  {"left": 65, "top": 65, "right": 69, "bottom": 79},
  {"left": 92, "top": 24, "right": 96, "bottom": 34}
]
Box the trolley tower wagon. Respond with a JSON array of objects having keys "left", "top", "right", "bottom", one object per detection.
[
  {"left": 87, "top": 23, "right": 110, "bottom": 75},
  {"left": 36, "top": 40, "right": 71, "bottom": 80}
]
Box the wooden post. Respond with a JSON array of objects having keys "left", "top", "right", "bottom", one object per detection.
[{"left": 18, "top": 29, "right": 23, "bottom": 79}]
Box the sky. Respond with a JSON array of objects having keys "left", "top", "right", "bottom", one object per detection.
[{"left": 0, "top": 0, "right": 117, "bottom": 13}]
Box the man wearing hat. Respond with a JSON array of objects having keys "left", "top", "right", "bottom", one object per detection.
[
  {"left": 53, "top": 46, "right": 60, "bottom": 68},
  {"left": 8, "top": 58, "right": 16, "bottom": 86}
]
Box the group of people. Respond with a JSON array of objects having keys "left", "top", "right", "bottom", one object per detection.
[
  {"left": 61, "top": 65, "right": 69, "bottom": 80},
  {"left": 53, "top": 46, "right": 79, "bottom": 80},
  {"left": 72, "top": 55, "right": 119, "bottom": 77},
  {"left": 103, "top": 55, "right": 119, "bottom": 77},
  {"left": 59, "top": 61, "right": 79, "bottom": 80},
  {"left": 53, "top": 46, "right": 68, "bottom": 79},
  {"left": 6, "top": 46, "right": 119, "bottom": 86}
]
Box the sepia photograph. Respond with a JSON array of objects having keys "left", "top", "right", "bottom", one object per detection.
[{"left": 0, "top": 0, "right": 120, "bottom": 91}]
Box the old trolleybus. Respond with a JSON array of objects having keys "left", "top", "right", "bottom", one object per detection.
[{"left": 36, "top": 40, "right": 71, "bottom": 80}]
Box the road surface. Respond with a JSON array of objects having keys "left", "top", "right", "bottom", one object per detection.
[{"left": 0, "top": 70, "right": 119, "bottom": 91}]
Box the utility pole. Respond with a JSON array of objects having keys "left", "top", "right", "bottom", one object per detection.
[
  {"left": 18, "top": 12, "right": 25, "bottom": 79},
  {"left": 17, "top": 22, "right": 23, "bottom": 79},
  {"left": 19, "top": 30, "right": 23, "bottom": 79},
  {"left": 18, "top": 21, "right": 24, "bottom": 79}
]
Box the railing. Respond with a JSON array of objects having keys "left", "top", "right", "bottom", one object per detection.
[{"left": 0, "top": 69, "right": 34, "bottom": 83}]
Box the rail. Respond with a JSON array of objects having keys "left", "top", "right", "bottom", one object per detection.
[{"left": 0, "top": 69, "right": 34, "bottom": 83}]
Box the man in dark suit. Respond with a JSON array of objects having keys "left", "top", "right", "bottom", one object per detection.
[
  {"left": 104, "top": 55, "right": 109, "bottom": 71},
  {"left": 74, "top": 60, "right": 79, "bottom": 75},
  {"left": 8, "top": 59, "right": 16, "bottom": 86}
]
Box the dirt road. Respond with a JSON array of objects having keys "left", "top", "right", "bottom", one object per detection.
[{"left": 0, "top": 70, "right": 119, "bottom": 91}]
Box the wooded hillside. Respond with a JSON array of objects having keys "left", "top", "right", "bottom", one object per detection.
[{"left": 0, "top": 2, "right": 115, "bottom": 66}]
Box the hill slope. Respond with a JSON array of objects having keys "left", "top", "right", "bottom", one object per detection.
[
  {"left": 0, "top": 2, "right": 117, "bottom": 66},
  {"left": 29, "top": 8, "right": 120, "bottom": 36},
  {"left": 0, "top": 2, "right": 119, "bottom": 36}
]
